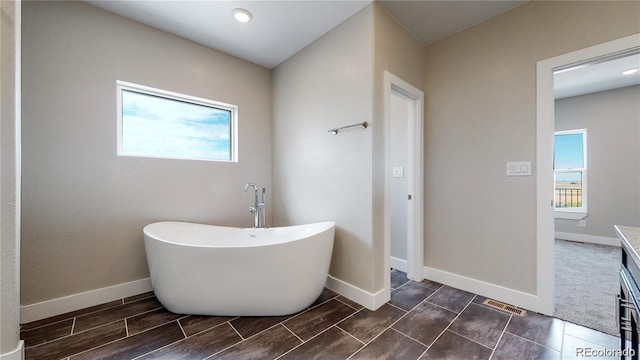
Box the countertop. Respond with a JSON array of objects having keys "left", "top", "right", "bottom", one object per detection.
[{"left": 616, "top": 225, "right": 640, "bottom": 265}]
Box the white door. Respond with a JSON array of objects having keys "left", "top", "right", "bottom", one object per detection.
[
  {"left": 384, "top": 71, "right": 424, "bottom": 295},
  {"left": 389, "top": 91, "right": 411, "bottom": 273}
]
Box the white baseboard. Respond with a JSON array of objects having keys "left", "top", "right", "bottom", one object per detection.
[
  {"left": 555, "top": 232, "right": 620, "bottom": 247},
  {"left": 21, "top": 278, "right": 152, "bottom": 324},
  {"left": 423, "top": 266, "right": 539, "bottom": 312},
  {"left": 390, "top": 257, "right": 408, "bottom": 272},
  {"left": 326, "top": 275, "right": 387, "bottom": 311},
  {"left": 0, "top": 340, "right": 24, "bottom": 360}
]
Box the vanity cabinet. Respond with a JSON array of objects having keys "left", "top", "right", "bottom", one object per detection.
[{"left": 617, "top": 225, "right": 640, "bottom": 360}]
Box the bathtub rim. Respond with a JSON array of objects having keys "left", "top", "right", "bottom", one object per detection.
[{"left": 143, "top": 220, "right": 335, "bottom": 249}]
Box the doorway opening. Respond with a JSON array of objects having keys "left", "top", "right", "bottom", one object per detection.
[
  {"left": 383, "top": 71, "right": 424, "bottom": 300},
  {"left": 552, "top": 50, "right": 639, "bottom": 335},
  {"left": 536, "top": 34, "right": 640, "bottom": 316}
]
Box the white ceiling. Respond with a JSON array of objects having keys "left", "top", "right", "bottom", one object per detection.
[
  {"left": 85, "top": 0, "right": 371, "bottom": 69},
  {"left": 85, "top": 0, "right": 527, "bottom": 69},
  {"left": 85, "top": 0, "right": 639, "bottom": 97},
  {"left": 377, "top": 0, "right": 526, "bottom": 45},
  {"left": 554, "top": 52, "right": 640, "bottom": 99}
]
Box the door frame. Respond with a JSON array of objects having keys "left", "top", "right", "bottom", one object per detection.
[
  {"left": 535, "top": 33, "right": 640, "bottom": 315},
  {"left": 383, "top": 71, "right": 425, "bottom": 296}
]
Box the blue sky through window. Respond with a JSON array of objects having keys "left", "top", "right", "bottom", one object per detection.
[
  {"left": 121, "top": 90, "right": 232, "bottom": 161},
  {"left": 555, "top": 171, "right": 582, "bottom": 183},
  {"left": 554, "top": 133, "right": 584, "bottom": 169}
]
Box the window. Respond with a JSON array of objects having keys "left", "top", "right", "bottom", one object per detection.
[
  {"left": 117, "top": 81, "right": 237, "bottom": 162},
  {"left": 554, "top": 129, "right": 587, "bottom": 215}
]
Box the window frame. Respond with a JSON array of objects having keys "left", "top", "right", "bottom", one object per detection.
[
  {"left": 116, "top": 80, "right": 238, "bottom": 162},
  {"left": 554, "top": 128, "right": 587, "bottom": 218}
]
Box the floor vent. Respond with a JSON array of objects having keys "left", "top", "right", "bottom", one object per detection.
[{"left": 482, "top": 299, "right": 527, "bottom": 317}]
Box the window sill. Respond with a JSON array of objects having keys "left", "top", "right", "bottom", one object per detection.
[{"left": 554, "top": 210, "right": 587, "bottom": 220}]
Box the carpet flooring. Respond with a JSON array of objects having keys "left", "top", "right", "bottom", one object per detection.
[{"left": 554, "top": 239, "right": 619, "bottom": 336}]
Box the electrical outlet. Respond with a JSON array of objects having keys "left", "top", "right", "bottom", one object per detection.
[{"left": 579, "top": 220, "right": 587, "bottom": 228}]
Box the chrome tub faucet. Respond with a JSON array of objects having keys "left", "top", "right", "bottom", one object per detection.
[{"left": 244, "top": 183, "right": 266, "bottom": 228}]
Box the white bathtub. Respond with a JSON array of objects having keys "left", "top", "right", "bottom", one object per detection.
[{"left": 143, "top": 221, "right": 335, "bottom": 316}]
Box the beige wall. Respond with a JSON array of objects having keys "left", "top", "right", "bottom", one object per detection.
[
  {"left": 1, "top": 0, "right": 22, "bottom": 355},
  {"left": 272, "top": 5, "right": 375, "bottom": 291},
  {"left": 423, "top": 1, "right": 640, "bottom": 294},
  {"left": 555, "top": 86, "right": 640, "bottom": 237},
  {"left": 21, "top": 1, "right": 272, "bottom": 305},
  {"left": 272, "top": 3, "right": 423, "bottom": 295}
]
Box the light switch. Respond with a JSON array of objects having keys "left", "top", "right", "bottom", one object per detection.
[
  {"left": 506, "top": 161, "right": 531, "bottom": 176},
  {"left": 393, "top": 167, "right": 404, "bottom": 178}
]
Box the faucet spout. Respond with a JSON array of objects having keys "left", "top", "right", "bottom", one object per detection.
[{"left": 243, "top": 183, "right": 258, "bottom": 203}]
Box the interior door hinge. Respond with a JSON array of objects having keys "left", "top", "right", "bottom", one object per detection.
[{"left": 408, "top": 194, "right": 412, "bottom": 200}]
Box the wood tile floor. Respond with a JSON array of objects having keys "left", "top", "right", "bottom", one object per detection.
[{"left": 22, "top": 270, "right": 621, "bottom": 359}]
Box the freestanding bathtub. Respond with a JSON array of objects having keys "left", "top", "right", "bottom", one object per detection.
[{"left": 143, "top": 221, "right": 335, "bottom": 316}]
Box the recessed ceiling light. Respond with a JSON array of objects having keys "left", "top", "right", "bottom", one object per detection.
[
  {"left": 622, "top": 68, "right": 639, "bottom": 76},
  {"left": 232, "top": 8, "right": 252, "bottom": 23}
]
